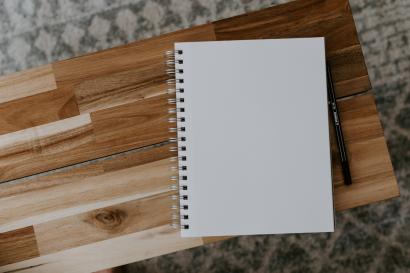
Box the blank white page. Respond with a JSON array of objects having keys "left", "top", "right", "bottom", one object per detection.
[{"left": 174, "top": 38, "right": 334, "bottom": 237}]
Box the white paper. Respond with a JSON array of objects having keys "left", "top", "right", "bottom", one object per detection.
[{"left": 174, "top": 38, "right": 334, "bottom": 237}]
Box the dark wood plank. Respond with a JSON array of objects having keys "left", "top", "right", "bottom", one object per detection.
[
  {"left": 0, "top": 89, "right": 79, "bottom": 135},
  {"left": 214, "top": 3, "right": 355, "bottom": 52},
  {"left": 0, "top": 226, "right": 40, "bottom": 266},
  {"left": 90, "top": 93, "right": 174, "bottom": 156},
  {"left": 327, "top": 44, "right": 371, "bottom": 97}
]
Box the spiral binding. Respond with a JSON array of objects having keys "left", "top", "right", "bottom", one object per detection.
[{"left": 165, "top": 49, "right": 189, "bottom": 230}]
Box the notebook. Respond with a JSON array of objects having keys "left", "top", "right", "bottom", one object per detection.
[{"left": 167, "top": 38, "right": 334, "bottom": 237}]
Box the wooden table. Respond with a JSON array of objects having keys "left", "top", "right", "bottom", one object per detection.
[{"left": 0, "top": 0, "right": 399, "bottom": 272}]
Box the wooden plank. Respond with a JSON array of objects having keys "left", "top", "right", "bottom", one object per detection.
[
  {"left": 0, "top": 65, "right": 56, "bottom": 104},
  {"left": 327, "top": 44, "right": 371, "bottom": 97},
  {"left": 0, "top": 163, "right": 105, "bottom": 199},
  {"left": 0, "top": 114, "right": 94, "bottom": 182},
  {"left": 0, "top": 145, "right": 176, "bottom": 232},
  {"left": 34, "top": 192, "right": 174, "bottom": 255},
  {"left": 332, "top": 94, "right": 399, "bottom": 210},
  {"left": 337, "top": 94, "right": 385, "bottom": 142},
  {"left": 334, "top": 75, "right": 371, "bottom": 98},
  {"left": 214, "top": 0, "right": 351, "bottom": 41},
  {"left": 0, "top": 226, "right": 203, "bottom": 273},
  {"left": 0, "top": 88, "right": 79, "bottom": 135},
  {"left": 53, "top": 24, "right": 216, "bottom": 114},
  {"left": 91, "top": 93, "right": 174, "bottom": 155},
  {"left": 73, "top": 63, "right": 167, "bottom": 114},
  {"left": 202, "top": 236, "right": 233, "bottom": 244},
  {"left": 0, "top": 227, "right": 39, "bottom": 266}
]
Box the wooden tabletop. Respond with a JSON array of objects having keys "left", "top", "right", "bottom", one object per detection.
[{"left": 0, "top": 0, "right": 399, "bottom": 272}]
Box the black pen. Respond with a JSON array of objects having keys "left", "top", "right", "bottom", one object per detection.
[{"left": 326, "top": 63, "right": 352, "bottom": 185}]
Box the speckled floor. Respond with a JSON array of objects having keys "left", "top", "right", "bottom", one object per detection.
[{"left": 1, "top": 0, "right": 409, "bottom": 272}]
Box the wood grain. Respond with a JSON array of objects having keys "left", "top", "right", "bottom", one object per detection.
[
  {"left": 74, "top": 63, "right": 168, "bottom": 113},
  {"left": 34, "top": 192, "right": 174, "bottom": 255},
  {"left": 215, "top": 8, "right": 356, "bottom": 53},
  {"left": 331, "top": 94, "right": 399, "bottom": 210},
  {"left": 327, "top": 44, "right": 371, "bottom": 97},
  {"left": 334, "top": 75, "right": 371, "bottom": 98},
  {"left": 0, "top": 65, "right": 56, "bottom": 104},
  {"left": 0, "top": 145, "right": 176, "bottom": 233},
  {"left": 214, "top": 0, "right": 352, "bottom": 41},
  {"left": 0, "top": 88, "right": 79, "bottom": 135},
  {"left": 54, "top": 24, "right": 216, "bottom": 114},
  {"left": 0, "top": 226, "right": 203, "bottom": 273},
  {"left": 0, "top": 114, "right": 94, "bottom": 182},
  {"left": 0, "top": 93, "right": 176, "bottom": 183},
  {"left": 0, "top": 227, "right": 39, "bottom": 266},
  {"left": 91, "top": 93, "right": 174, "bottom": 154}
]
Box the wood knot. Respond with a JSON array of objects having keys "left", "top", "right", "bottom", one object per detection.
[{"left": 90, "top": 209, "right": 127, "bottom": 232}]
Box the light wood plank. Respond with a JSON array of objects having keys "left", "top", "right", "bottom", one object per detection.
[
  {"left": 0, "top": 226, "right": 203, "bottom": 273},
  {"left": 0, "top": 161, "right": 105, "bottom": 199},
  {"left": 34, "top": 192, "right": 174, "bottom": 255},
  {"left": 0, "top": 65, "right": 56, "bottom": 104}
]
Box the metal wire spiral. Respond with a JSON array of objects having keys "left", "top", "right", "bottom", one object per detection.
[{"left": 166, "top": 49, "right": 189, "bottom": 230}]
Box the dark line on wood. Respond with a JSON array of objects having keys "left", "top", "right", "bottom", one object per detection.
[
  {"left": 0, "top": 140, "right": 171, "bottom": 186},
  {"left": 3, "top": 263, "right": 46, "bottom": 273},
  {"left": 336, "top": 89, "right": 373, "bottom": 102}
]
